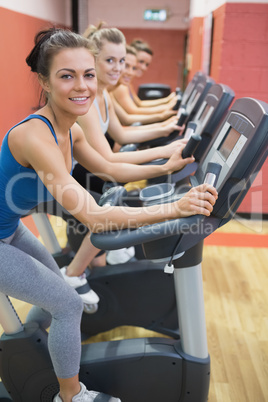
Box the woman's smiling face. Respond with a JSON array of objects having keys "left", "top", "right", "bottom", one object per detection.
[
  {"left": 41, "top": 47, "right": 97, "bottom": 117},
  {"left": 119, "top": 53, "right": 138, "bottom": 86},
  {"left": 136, "top": 50, "right": 152, "bottom": 77},
  {"left": 96, "top": 41, "right": 126, "bottom": 88}
]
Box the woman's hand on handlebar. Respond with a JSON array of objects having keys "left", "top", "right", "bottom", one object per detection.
[
  {"left": 160, "top": 109, "right": 177, "bottom": 121},
  {"left": 165, "top": 92, "right": 177, "bottom": 102},
  {"left": 163, "top": 139, "right": 194, "bottom": 172},
  {"left": 161, "top": 138, "right": 188, "bottom": 158},
  {"left": 175, "top": 184, "right": 218, "bottom": 218},
  {"left": 160, "top": 115, "right": 178, "bottom": 126},
  {"left": 166, "top": 96, "right": 179, "bottom": 110},
  {"left": 161, "top": 119, "right": 184, "bottom": 137}
]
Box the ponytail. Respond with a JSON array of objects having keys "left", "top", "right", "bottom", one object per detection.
[{"left": 83, "top": 22, "right": 125, "bottom": 54}]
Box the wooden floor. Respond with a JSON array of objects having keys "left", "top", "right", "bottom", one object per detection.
[{"left": 1, "top": 217, "right": 268, "bottom": 402}]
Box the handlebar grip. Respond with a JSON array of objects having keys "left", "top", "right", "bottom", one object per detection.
[
  {"left": 204, "top": 162, "right": 222, "bottom": 187},
  {"left": 119, "top": 143, "right": 138, "bottom": 152},
  {"left": 182, "top": 134, "right": 202, "bottom": 159},
  {"left": 172, "top": 96, "right": 181, "bottom": 111},
  {"left": 184, "top": 121, "right": 197, "bottom": 140},
  {"left": 99, "top": 186, "right": 127, "bottom": 207},
  {"left": 177, "top": 112, "right": 188, "bottom": 127}
]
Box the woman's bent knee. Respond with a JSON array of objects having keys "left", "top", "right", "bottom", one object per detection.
[
  {"left": 67, "top": 290, "right": 84, "bottom": 316},
  {"left": 53, "top": 288, "right": 84, "bottom": 320}
]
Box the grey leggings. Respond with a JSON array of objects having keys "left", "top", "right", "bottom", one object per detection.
[{"left": 0, "top": 221, "right": 84, "bottom": 379}]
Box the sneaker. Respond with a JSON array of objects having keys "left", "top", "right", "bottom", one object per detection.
[
  {"left": 106, "top": 247, "right": 135, "bottom": 265},
  {"left": 60, "top": 267, "right": 99, "bottom": 305},
  {"left": 53, "top": 382, "right": 121, "bottom": 401}
]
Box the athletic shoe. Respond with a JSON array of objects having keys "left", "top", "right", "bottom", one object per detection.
[
  {"left": 60, "top": 267, "right": 99, "bottom": 305},
  {"left": 106, "top": 246, "right": 135, "bottom": 265},
  {"left": 53, "top": 382, "right": 121, "bottom": 401}
]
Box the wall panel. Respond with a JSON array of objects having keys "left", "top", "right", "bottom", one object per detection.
[
  {"left": 187, "top": 17, "right": 203, "bottom": 80},
  {"left": 187, "top": 2, "right": 268, "bottom": 214},
  {"left": 0, "top": 7, "right": 65, "bottom": 141}
]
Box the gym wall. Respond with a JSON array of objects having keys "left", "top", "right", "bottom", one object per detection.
[
  {"left": 87, "top": 0, "right": 189, "bottom": 93},
  {"left": 0, "top": 2, "right": 70, "bottom": 140},
  {"left": 121, "top": 28, "right": 187, "bottom": 93},
  {"left": 188, "top": 1, "right": 268, "bottom": 214},
  {"left": 0, "top": 0, "right": 187, "bottom": 140}
]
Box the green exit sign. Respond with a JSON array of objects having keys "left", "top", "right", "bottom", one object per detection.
[{"left": 144, "top": 9, "right": 167, "bottom": 21}]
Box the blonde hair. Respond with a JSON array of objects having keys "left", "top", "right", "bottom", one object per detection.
[
  {"left": 83, "top": 22, "right": 126, "bottom": 55},
  {"left": 126, "top": 44, "right": 137, "bottom": 57},
  {"left": 130, "top": 38, "right": 153, "bottom": 56}
]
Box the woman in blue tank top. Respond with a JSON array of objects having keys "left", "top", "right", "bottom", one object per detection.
[{"left": 0, "top": 28, "right": 217, "bottom": 402}]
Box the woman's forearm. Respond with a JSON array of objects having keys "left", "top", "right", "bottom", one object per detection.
[
  {"left": 92, "top": 160, "right": 168, "bottom": 183},
  {"left": 116, "top": 126, "right": 167, "bottom": 144},
  {"left": 107, "top": 146, "right": 165, "bottom": 165},
  {"left": 138, "top": 94, "right": 176, "bottom": 107},
  {"left": 66, "top": 182, "right": 217, "bottom": 234},
  {"left": 125, "top": 103, "right": 172, "bottom": 115},
  {"left": 88, "top": 201, "right": 176, "bottom": 233}
]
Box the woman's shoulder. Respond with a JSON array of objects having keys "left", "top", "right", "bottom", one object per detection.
[
  {"left": 9, "top": 114, "right": 54, "bottom": 142},
  {"left": 112, "top": 84, "right": 128, "bottom": 96},
  {"left": 7, "top": 114, "right": 60, "bottom": 167}
]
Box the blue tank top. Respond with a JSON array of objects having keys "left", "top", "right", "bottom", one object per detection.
[{"left": 0, "top": 114, "right": 73, "bottom": 238}]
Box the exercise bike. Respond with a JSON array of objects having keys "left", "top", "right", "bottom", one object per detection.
[
  {"left": 137, "top": 71, "right": 215, "bottom": 149},
  {"left": 1, "top": 97, "right": 267, "bottom": 401},
  {"left": 78, "top": 81, "right": 234, "bottom": 336},
  {"left": 30, "top": 81, "right": 235, "bottom": 337}
]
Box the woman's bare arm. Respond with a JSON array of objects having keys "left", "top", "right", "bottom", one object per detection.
[
  {"left": 20, "top": 120, "right": 217, "bottom": 233},
  {"left": 112, "top": 84, "right": 177, "bottom": 115},
  {"left": 111, "top": 93, "right": 176, "bottom": 125},
  {"left": 130, "top": 84, "right": 177, "bottom": 107}
]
